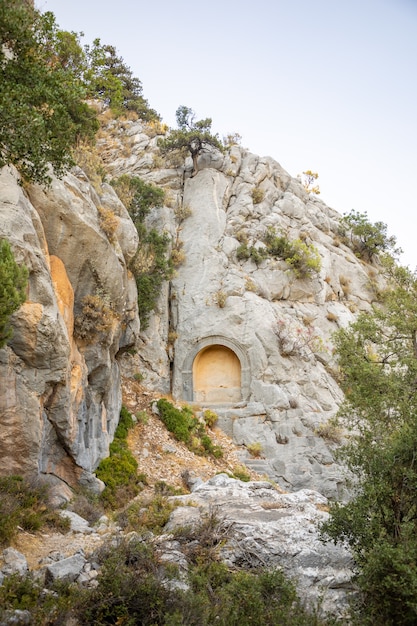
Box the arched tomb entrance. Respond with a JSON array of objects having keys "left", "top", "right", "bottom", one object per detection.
[
  {"left": 193, "top": 345, "right": 241, "bottom": 403},
  {"left": 181, "top": 336, "right": 250, "bottom": 403}
]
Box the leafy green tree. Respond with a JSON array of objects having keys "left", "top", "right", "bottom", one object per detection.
[
  {"left": 84, "top": 39, "right": 159, "bottom": 120},
  {"left": 0, "top": 1, "right": 98, "bottom": 184},
  {"left": 339, "top": 210, "right": 400, "bottom": 261},
  {"left": 159, "top": 106, "right": 224, "bottom": 176},
  {"left": 321, "top": 262, "right": 417, "bottom": 624},
  {"left": 0, "top": 239, "right": 28, "bottom": 348}
]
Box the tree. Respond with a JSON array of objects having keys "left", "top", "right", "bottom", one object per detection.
[
  {"left": 301, "top": 170, "right": 320, "bottom": 195},
  {"left": 158, "top": 106, "right": 224, "bottom": 176},
  {"left": 339, "top": 210, "right": 401, "bottom": 262},
  {"left": 321, "top": 261, "right": 417, "bottom": 624},
  {"left": 84, "top": 39, "right": 159, "bottom": 120},
  {"left": 0, "top": 240, "right": 28, "bottom": 348},
  {"left": 0, "top": 1, "right": 98, "bottom": 184}
]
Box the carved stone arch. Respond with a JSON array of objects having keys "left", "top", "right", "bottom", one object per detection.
[{"left": 181, "top": 335, "right": 250, "bottom": 403}]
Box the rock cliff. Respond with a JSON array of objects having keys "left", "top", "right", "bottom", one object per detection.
[
  {"left": 0, "top": 164, "right": 139, "bottom": 491},
  {"left": 101, "top": 116, "right": 381, "bottom": 499},
  {"left": 0, "top": 114, "right": 382, "bottom": 499}
]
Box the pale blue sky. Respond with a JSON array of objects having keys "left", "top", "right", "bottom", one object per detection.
[{"left": 39, "top": 0, "right": 417, "bottom": 267}]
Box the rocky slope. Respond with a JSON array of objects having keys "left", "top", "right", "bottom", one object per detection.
[{"left": 1, "top": 385, "right": 354, "bottom": 618}]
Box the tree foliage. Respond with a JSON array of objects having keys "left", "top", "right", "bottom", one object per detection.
[
  {"left": 83, "top": 39, "right": 159, "bottom": 120},
  {"left": 0, "top": 239, "right": 28, "bottom": 348},
  {"left": 0, "top": 2, "right": 158, "bottom": 185},
  {"left": 339, "top": 210, "right": 400, "bottom": 262},
  {"left": 321, "top": 262, "right": 417, "bottom": 624},
  {"left": 158, "top": 106, "right": 224, "bottom": 175},
  {"left": 0, "top": 1, "right": 98, "bottom": 184},
  {"left": 301, "top": 170, "right": 320, "bottom": 195}
]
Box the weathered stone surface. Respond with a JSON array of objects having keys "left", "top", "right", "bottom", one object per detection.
[
  {"left": 59, "top": 510, "right": 94, "bottom": 534},
  {"left": 0, "top": 114, "right": 385, "bottom": 498},
  {"left": 107, "top": 118, "right": 380, "bottom": 497},
  {"left": 1, "top": 548, "right": 28, "bottom": 577},
  {"left": 45, "top": 553, "right": 86, "bottom": 584},
  {"left": 166, "top": 474, "right": 354, "bottom": 616},
  {"left": 0, "top": 164, "right": 139, "bottom": 484}
]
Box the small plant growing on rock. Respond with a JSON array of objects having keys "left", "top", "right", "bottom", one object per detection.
[
  {"left": 315, "top": 420, "right": 343, "bottom": 444},
  {"left": 247, "top": 442, "right": 263, "bottom": 458},
  {"left": 75, "top": 293, "right": 117, "bottom": 341},
  {"left": 275, "top": 319, "right": 326, "bottom": 357},
  {"left": 97, "top": 206, "right": 119, "bottom": 243},
  {"left": 174, "top": 204, "right": 192, "bottom": 223},
  {"left": 119, "top": 494, "right": 176, "bottom": 533},
  {"left": 215, "top": 290, "right": 227, "bottom": 308},
  {"left": 171, "top": 244, "right": 186, "bottom": 267},
  {"left": 251, "top": 186, "right": 265, "bottom": 204},
  {"left": 230, "top": 466, "right": 251, "bottom": 482},
  {"left": 264, "top": 228, "right": 321, "bottom": 278},
  {"left": 203, "top": 409, "right": 218, "bottom": 428},
  {"left": 300, "top": 170, "right": 320, "bottom": 195},
  {"left": 326, "top": 311, "right": 338, "bottom": 322}
]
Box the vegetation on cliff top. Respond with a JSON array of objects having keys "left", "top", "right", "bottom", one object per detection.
[
  {"left": 0, "top": 0, "right": 157, "bottom": 185},
  {"left": 158, "top": 105, "right": 224, "bottom": 176}
]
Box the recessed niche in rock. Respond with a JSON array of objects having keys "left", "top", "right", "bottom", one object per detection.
[
  {"left": 179, "top": 336, "right": 251, "bottom": 404},
  {"left": 193, "top": 345, "right": 241, "bottom": 403}
]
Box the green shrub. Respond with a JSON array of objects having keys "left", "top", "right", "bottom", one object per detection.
[
  {"left": 96, "top": 406, "right": 147, "bottom": 509},
  {"left": 0, "top": 534, "right": 336, "bottom": 625},
  {"left": 0, "top": 476, "right": 69, "bottom": 547},
  {"left": 264, "top": 228, "right": 321, "bottom": 278},
  {"left": 0, "top": 239, "right": 28, "bottom": 348},
  {"left": 156, "top": 399, "right": 223, "bottom": 459},
  {"left": 0, "top": 573, "right": 79, "bottom": 624},
  {"left": 236, "top": 243, "right": 268, "bottom": 265},
  {"left": 236, "top": 243, "right": 251, "bottom": 260},
  {"left": 230, "top": 466, "right": 251, "bottom": 482},
  {"left": 114, "top": 404, "right": 135, "bottom": 439},
  {"left": 339, "top": 210, "right": 400, "bottom": 261},
  {"left": 203, "top": 409, "right": 218, "bottom": 428},
  {"left": 111, "top": 176, "right": 172, "bottom": 330},
  {"left": 200, "top": 434, "right": 223, "bottom": 458},
  {"left": 119, "top": 494, "right": 176, "bottom": 534},
  {"left": 156, "top": 398, "right": 197, "bottom": 444}
]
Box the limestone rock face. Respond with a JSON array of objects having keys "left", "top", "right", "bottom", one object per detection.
[
  {"left": 166, "top": 474, "right": 354, "bottom": 616},
  {"left": 0, "top": 166, "right": 139, "bottom": 486},
  {"left": 108, "top": 118, "right": 383, "bottom": 499}
]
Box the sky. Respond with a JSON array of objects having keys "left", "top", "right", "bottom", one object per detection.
[{"left": 38, "top": 0, "right": 417, "bottom": 268}]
